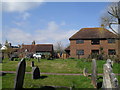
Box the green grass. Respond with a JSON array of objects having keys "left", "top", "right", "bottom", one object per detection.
[
  {"left": 1, "top": 58, "right": 120, "bottom": 89},
  {"left": 2, "top": 73, "right": 93, "bottom": 88},
  {"left": 1, "top": 58, "right": 120, "bottom": 74}
]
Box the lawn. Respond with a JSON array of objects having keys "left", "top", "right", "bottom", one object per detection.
[
  {"left": 2, "top": 73, "right": 94, "bottom": 89},
  {"left": 1, "top": 58, "right": 120, "bottom": 89},
  {"left": 1, "top": 58, "right": 120, "bottom": 74}
]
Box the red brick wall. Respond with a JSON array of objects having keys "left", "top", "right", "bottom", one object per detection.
[{"left": 70, "top": 39, "right": 118, "bottom": 58}]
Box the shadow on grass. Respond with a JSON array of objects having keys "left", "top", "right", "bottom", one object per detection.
[
  {"left": 97, "top": 76, "right": 103, "bottom": 89},
  {"left": 0, "top": 72, "right": 6, "bottom": 76},
  {"left": 40, "top": 75, "right": 48, "bottom": 79},
  {"left": 40, "top": 86, "right": 55, "bottom": 90}
]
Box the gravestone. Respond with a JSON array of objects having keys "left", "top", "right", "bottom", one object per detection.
[
  {"left": 83, "top": 68, "right": 88, "bottom": 77},
  {"left": 102, "top": 59, "right": 119, "bottom": 88},
  {"left": 91, "top": 59, "right": 97, "bottom": 88},
  {"left": 0, "top": 57, "right": 2, "bottom": 63},
  {"left": 107, "top": 59, "right": 113, "bottom": 67},
  {"left": 38, "top": 58, "right": 40, "bottom": 62},
  {"left": 0, "top": 52, "right": 2, "bottom": 63},
  {"left": 32, "top": 66, "right": 40, "bottom": 79},
  {"left": 14, "top": 58, "right": 26, "bottom": 89},
  {"left": 31, "top": 61, "right": 34, "bottom": 67}
]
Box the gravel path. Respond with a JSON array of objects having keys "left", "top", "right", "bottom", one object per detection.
[{"left": 1, "top": 71, "right": 120, "bottom": 76}]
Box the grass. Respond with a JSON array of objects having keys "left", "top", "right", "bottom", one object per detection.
[
  {"left": 1, "top": 58, "right": 120, "bottom": 88},
  {"left": 1, "top": 58, "right": 120, "bottom": 74},
  {"left": 2, "top": 73, "right": 94, "bottom": 89}
]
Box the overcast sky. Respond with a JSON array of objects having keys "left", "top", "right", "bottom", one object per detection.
[{"left": 2, "top": 2, "right": 109, "bottom": 46}]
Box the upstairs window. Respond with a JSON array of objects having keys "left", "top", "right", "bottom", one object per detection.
[
  {"left": 108, "top": 39, "right": 115, "bottom": 43},
  {"left": 76, "top": 50, "right": 84, "bottom": 55},
  {"left": 91, "top": 40, "right": 100, "bottom": 45},
  {"left": 76, "top": 40, "right": 84, "bottom": 44}
]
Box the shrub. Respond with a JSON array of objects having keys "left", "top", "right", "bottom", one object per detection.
[
  {"left": 68, "top": 57, "right": 75, "bottom": 59},
  {"left": 14, "top": 58, "right": 21, "bottom": 61}
]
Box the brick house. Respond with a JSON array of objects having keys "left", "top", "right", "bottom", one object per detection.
[
  {"left": 18, "top": 44, "right": 54, "bottom": 58},
  {"left": 66, "top": 27, "right": 118, "bottom": 58}
]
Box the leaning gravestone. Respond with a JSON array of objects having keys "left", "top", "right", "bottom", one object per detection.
[
  {"left": 32, "top": 66, "right": 40, "bottom": 79},
  {"left": 83, "top": 68, "right": 88, "bottom": 77},
  {"left": 31, "top": 61, "right": 34, "bottom": 67},
  {"left": 91, "top": 59, "right": 97, "bottom": 88},
  {"left": 14, "top": 58, "right": 26, "bottom": 89},
  {"left": 102, "top": 59, "right": 119, "bottom": 89}
]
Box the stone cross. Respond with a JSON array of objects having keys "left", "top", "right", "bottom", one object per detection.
[
  {"left": 91, "top": 59, "right": 97, "bottom": 88},
  {"left": 31, "top": 61, "right": 34, "bottom": 67},
  {"left": 32, "top": 66, "right": 40, "bottom": 79},
  {"left": 14, "top": 58, "right": 26, "bottom": 89},
  {"left": 83, "top": 68, "right": 88, "bottom": 77}
]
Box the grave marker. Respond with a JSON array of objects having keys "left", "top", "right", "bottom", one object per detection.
[
  {"left": 102, "top": 59, "right": 119, "bottom": 88},
  {"left": 83, "top": 68, "right": 88, "bottom": 77},
  {"left": 91, "top": 59, "right": 97, "bottom": 88},
  {"left": 32, "top": 66, "right": 40, "bottom": 79},
  {"left": 14, "top": 58, "right": 26, "bottom": 89},
  {"left": 31, "top": 61, "right": 34, "bottom": 67}
]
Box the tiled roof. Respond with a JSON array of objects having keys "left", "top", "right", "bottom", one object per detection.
[
  {"left": 69, "top": 28, "right": 117, "bottom": 40},
  {"left": 19, "top": 44, "right": 53, "bottom": 53}
]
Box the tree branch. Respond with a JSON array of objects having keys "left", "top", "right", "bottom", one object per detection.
[{"left": 109, "top": 23, "right": 119, "bottom": 35}]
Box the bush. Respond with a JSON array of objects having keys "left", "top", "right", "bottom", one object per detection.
[
  {"left": 68, "top": 57, "right": 75, "bottom": 59},
  {"left": 107, "top": 55, "right": 120, "bottom": 63},
  {"left": 14, "top": 58, "right": 21, "bottom": 61}
]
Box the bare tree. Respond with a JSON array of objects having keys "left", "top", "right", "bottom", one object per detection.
[
  {"left": 100, "top": 2, "right": 120, "bottom": 60},
  {"left": 100, "top": 2, "right": 120, "bottom": 35},
  {"left": 54, "top": 41, "right": 64, "bottom": 53}
]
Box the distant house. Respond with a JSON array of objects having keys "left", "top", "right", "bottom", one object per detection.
[
  {"left": 66, "top": 27, "right": 118, "bottom": 58},
  {"left": 18, "top": 44, "right": 54, "bottom": 57}
]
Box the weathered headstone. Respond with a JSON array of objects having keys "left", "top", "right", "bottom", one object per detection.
[
  {"left": 14, "top": 58, "right": 26, "bottom": 89},
  {"left": 91, "top": 59, "right": 97, "bottom": 88},
  {"left": 102, "top": 59, "right": 119, "bottom": 89},
  {"left": 83, "top": 68, "right": 88, "bottom": 77},
  {"left": 0, "top": 52, "right": 2, "bottom": 63},
  {"left": 32, "top": 66, "right": 40, "bottom": 79},
  {"left": 107, "top": 59, "right": 113, "bottom": 67},
  {"left": 38, "top": 58, "right": 40, "bottom": 62},
  {"left": 31, "top": 61, "right": 34, "bottom": 67}
]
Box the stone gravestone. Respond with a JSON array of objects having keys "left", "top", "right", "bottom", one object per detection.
[
  {"left": 0, "top": 52, "right": 2, "bottom": 63},
  {"left": 32, "top": 66, "right": 40, "bottom": 79},
  {"left": 83, "top": 68, "right": 88, "bottom": 77},
  {"left": 102, "top": 59, "right": 119, "bottom": 89},
  {"left": 14, "top": 58, "right": 26, "bottom": 89},
  {"left": 91, "top": 59, "right": 97, "bottom": 88},
  {"left": 31, "top": 61, "right": 34, "bottom": 67}
]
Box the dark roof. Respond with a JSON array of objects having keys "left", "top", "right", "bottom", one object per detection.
[
  {"left": 35, "top": 44, "right": 53, "bottom": 52},
  {"left": 19, "top": 44, "right": 53, "bottom": 52},
  {"left": 65, "top": 46, "right": 70, "bottom": 51},
  {"left": 69, "top": 28, "right": 117, "bottom": 40}
]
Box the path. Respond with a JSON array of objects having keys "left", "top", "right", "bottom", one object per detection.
[{"left": 1, "top": 71, "right": 120, "bottom": 76}]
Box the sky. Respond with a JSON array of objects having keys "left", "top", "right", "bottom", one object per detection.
[{"left": 2, "top": 2, "right": 110, "bottom": 46}]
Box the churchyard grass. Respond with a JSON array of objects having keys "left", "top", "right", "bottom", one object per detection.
[
  {"left": 2, "top": 73, "right": 94, "bottom": 88},
  {"left": 1, "top": 58, "right": 120, "bottom": 74}
]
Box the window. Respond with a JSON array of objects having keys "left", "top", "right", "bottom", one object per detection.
[
  {"left": 108, "top": 39, "right": 115, "bottom": 43},
  {"left": 91, "top": 50, "right": 99, "bottom": 54},
  {"left": 76, "top": 40, "right": 84, "bottom": 44},
  {"left": 91, "top": 39, "right": 100, "bottom": 45},
  {"left": 108, "top": 49, "right": 116, "bottom": 55},
  {"left": 76, "top": 50, "right": 84, "bottom": 55}
]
